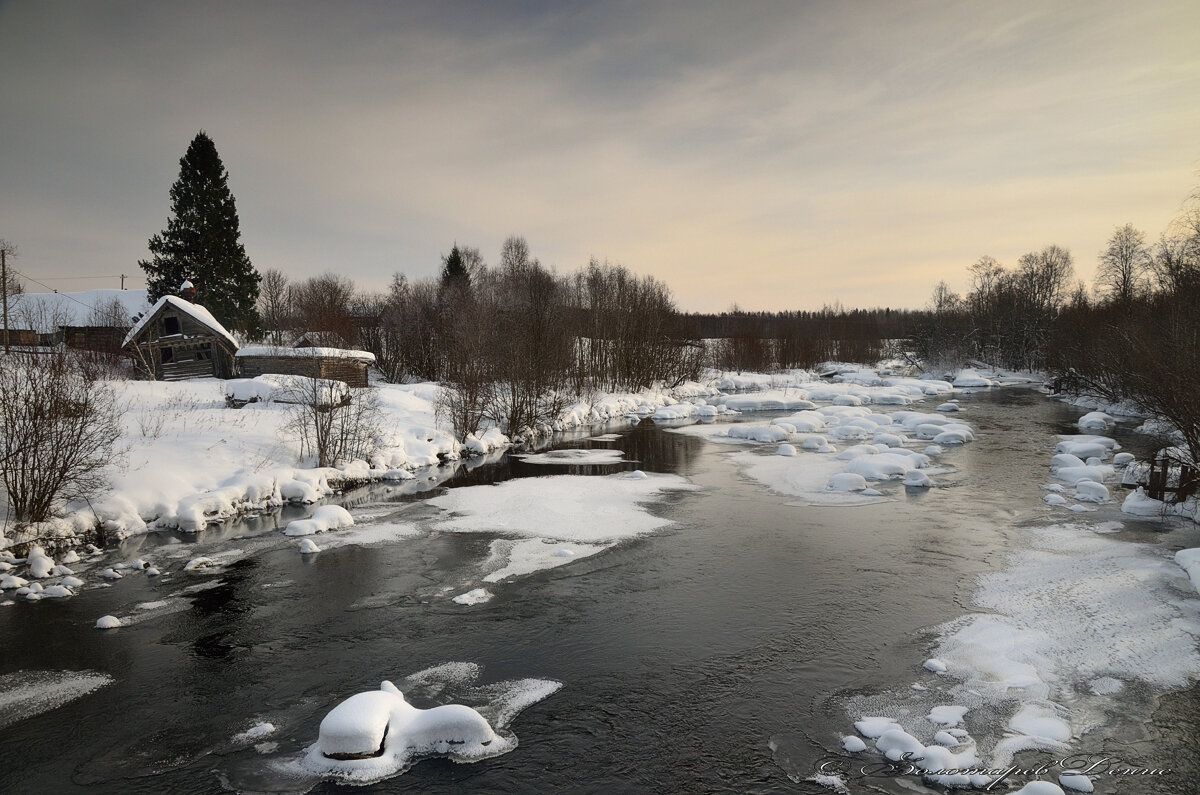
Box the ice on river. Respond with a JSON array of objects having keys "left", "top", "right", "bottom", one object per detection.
[
  {"left": 427, "top": 472, "right": 696, "bottom": 544},
  {"left": 844, "top": 520, "right": 1200, "bottom": 776},
  {"left": 514, "top": 448, "right": 628, "bottom": 465},
  {"left": 0, "top": 670, "right": 114, "bottom": 730},
  {"left": 481, "top": 538, "right": 609, "bottom": 583}
]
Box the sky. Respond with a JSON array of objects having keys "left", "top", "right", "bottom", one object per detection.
[{"left": 2, "top": 1, "right": 1199, "bottom": 313}]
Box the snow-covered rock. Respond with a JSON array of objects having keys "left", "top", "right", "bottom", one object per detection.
[
  {"left": 95, "top": 615, "right": 121, "bottom": 629},
  {"left": 305, "top": 680, "right": 503, "bottom": 781},
  {"left": 1122, "top": 487, "right": 1164, "bottom": 517},
  {"left": 284, "top": 505, "right": 355, "bottom": 536}
]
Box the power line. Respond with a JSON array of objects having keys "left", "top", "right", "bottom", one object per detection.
[
  {"left": 12, "top": 270, "right": 107, "bottom": 314},
  {"left": 22, "top": 275, "right": 131, "bottom": 281}
]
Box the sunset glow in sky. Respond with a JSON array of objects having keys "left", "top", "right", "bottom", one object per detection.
[{"left": 2, "top": 1, "right": 1198, "bottom": 311}]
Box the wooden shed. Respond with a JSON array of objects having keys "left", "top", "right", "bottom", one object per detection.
[
  {"left": 235, "top": 346, "right": 375, "bottom": 387},
  {"left": 122, "top": 295, "right": 238, "bottom": 380}
]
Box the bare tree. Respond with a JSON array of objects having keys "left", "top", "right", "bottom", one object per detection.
[
  {"left": 292, "top": 273, "right": 357, "bottom": 345},
  {"left": 87, "top": 296, "right": 132, "bottom": 327},
  {"left": 283, "top": 375, "right": 380, "bottom": 469},
  {"left": 0, "top": 348, "right": 122, "bottom": 531},
  {"left": 1096, "top": 224, "right": 1150, "bottom": 309},
  {"left": 257, "top": 268, "right": 292, "bottom": 344}
]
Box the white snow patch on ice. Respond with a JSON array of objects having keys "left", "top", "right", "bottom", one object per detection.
[
  {"left": 515, "top": 449, "right": 627, "bottom": 465},
  {"left": 428, "top": 472, "right": 696, "bottom": 543},
  {"left": 481, "top": 538, "right": 609, "bottom": 582},
  {"left": 452, "top": 588, "right": 493, "bottom": 606},
  {"left": 0, "top": 670, "right": 114, "bottom": 729}
]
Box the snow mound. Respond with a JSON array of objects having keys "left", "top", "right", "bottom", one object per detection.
[
  {"left": 95, "top": 616, "right": 121, "bottom": 629},
  {"left": 1122, "top": 487, "right": 1164, "bottom": 517},
  {"left": 453, "top": 588, "right": 493, "bottom": 605},
  {"left": 1077, "top": 411, "right": 1114, "bottom": 431},
  {"left": 299, "top": 668, "right": 560, "bottom": 785},
  {"left": 284, "top": 505, "right": 355, "bottom": 536},
  {"left": 299, "top": 539, "right": 322, "bottom": 554}
]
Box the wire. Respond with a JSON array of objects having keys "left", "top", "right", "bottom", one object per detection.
[{"left": 11, "top": 270, "right": 114, "bottom": 314}]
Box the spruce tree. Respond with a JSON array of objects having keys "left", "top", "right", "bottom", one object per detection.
[
  {"left": 440, "top": 244, "right": 469, "bottom": 288},
  {"left": 139, "top": 131, "right": 261, "bottom": 335}
]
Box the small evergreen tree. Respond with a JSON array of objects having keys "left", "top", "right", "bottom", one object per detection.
[
  {"left": 440, "top": 244, "right": 469, "bottom": 288},
  {"left": 139, "top": 131, "right": 261, "bottom": 335}
]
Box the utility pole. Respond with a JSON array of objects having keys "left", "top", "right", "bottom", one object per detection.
[
  {"left": 2, "top": 247, "right": 8, "bottom": 353},
  {"left": 120, "top": 273, "right": 126, "bottom": 290}
]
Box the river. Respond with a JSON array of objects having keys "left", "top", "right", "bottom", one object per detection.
[{"left": 1, "top": 387, "right": 1197, "bottom": 794}]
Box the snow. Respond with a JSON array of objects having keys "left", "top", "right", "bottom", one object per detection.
[
  {"left": 1176, "top": 548, "right": 1200, "bottom": 593},
  {"left": 840, "top": 735, "right": 866, "bottom": 752},
  {"left": 1077, "top": 411, "right": 1115, "bottom": 431},
  {"left": 951, "top": 369, "right": 996, "bottom": 388},
  {"left": 1059, "top": 773, "right": 1094, "bottom": 792},
  {"left": 122, "top": 294, "right": 238, "bottom": 349},
  {"left": 233, "top": 722, "right": 277, "bottom": 743},
  {"left": 299, "top": 668, "right": 560, "bottom": 785},
  {"left": 1012, "top": 783, "right": 1066, "bottom": 795},
  {"left": 515, "top": 449, "right": 626, "bottom": 465},
  {"left": 8, "top": 289, "right": 149, "bottom": 332},
  {"left": 482, "top": 538, "right": 607, "bottom": 582},
  {"left": 283, "top": 505, "right": 355, "bottom": 536},
  {"left": 236, "top": 345, "right": 376, "bottom": 363},
  {"left": 427, "top": 472, "right": 696, "bottom": 544},
  {"left": 1122, "top": 487, "right": 1165, "bottom": 517},
  {"left": 853, "top": 717, "right": 901, "bottom": 738},
  {"left": 225, "top": 374, "right": 350, "bottom": 407},
  {"left": 299, "top": 539, "right": 322, "bottom": 554},
  {"left": 453, "top": 588, "right": 493, "bottom": 605},
  {"left": 1073, "top": 480, "right": 1110, "bottom": 503},
  {"left": 95, "top": 615, "right": 121, "bottom": 629},
  {"left": 923, "top": 658, "right": 948, "bottom": 673},
  {"left": 927, "top": 704, "right": 966, "bottom": 724},
  {"left": 0, "top": 670, "right": 114, "bottom": 730}
]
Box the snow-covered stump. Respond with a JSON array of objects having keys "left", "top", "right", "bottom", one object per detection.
[{"left": 304, "top": 680, "right": 508, "bottom": 782}]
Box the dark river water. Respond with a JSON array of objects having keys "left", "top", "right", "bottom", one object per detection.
[{"left": 1, "top": 388, "right": 1197, "bottom": 794}]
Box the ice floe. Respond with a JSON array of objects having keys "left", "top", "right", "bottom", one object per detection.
[
  {"left": 0, "top": 670, "right": 114, "bottom": 730},
  {"left": 515, "top": 448, "right": 627, "bottom": 465},
  {"left": 427, "top": 472, "right": 696, "bottom": 544}
]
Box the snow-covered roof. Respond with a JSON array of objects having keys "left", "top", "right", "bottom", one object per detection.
[
  {"left": 122, "top": 295, "right": 239, "bottom": 349},
  {"left": 235, "top": 345, "right": 376, "bottom": 363},
  {"left": 7, "top": 289, "right": 150, "bottom": 333}
]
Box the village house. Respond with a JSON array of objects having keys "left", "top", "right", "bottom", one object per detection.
[
  {"left": 122, "top": 282, "right": 238, "bottom": 380},
  {"left": 234, "top": 345, "right": 375, "bottom": 388}
]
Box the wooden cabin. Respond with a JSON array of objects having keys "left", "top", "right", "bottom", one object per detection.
[
  {"left": 234, "top": 345, "right": 374, "bottom": 387},
  {"left": 122, "top": 295, "right": 238, "bottom": 380}
]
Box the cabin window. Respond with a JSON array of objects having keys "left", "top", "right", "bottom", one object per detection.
[
  {"left": 161, "top": 347, "right": 174, "bottom": 363},
  {"left": 196, "top": 346, "right": 211, "bottom": 361},
  {"left": 163, "top": 316, "right": 181, "bottom": 335}
]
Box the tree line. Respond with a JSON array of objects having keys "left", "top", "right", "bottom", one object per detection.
[
  {"left": 910, "top": 185, "right": 1200, "bottom": 471},
  {"left": 254, "top": 237, "right": 705, "bottom": 439}
]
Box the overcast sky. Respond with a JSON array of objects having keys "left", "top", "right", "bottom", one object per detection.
[{"left": 2, "top": 1, "right": 1198, "bottom": 312}]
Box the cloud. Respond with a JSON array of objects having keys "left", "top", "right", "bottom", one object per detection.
[{"left": 1, "top": 0, "right": 1198, "bottom": 310}]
